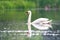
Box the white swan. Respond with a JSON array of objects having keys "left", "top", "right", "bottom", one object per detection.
[{"left": 26, "top": 10, "right": 52, "bottom": 37}]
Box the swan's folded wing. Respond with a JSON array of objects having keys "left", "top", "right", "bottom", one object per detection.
[
  {"left": 31, "top": 18, "right": 52, "bottom": 30},
  {"left": 31, "top": 23, "right": 49, "bottom": 30},
  {"left": 32, "top": 18, "right": 49, "bottom": 24}
]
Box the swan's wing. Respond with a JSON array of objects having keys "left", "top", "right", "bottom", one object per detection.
[
  {"left": 32, "top": 18, "right": 52, "bottom": 30},
  {"left": 32, "top": 18, "right": 49, "bottom": 24},
  {"left": 31, "top": 23, "right": 50, "bottom": 30}
]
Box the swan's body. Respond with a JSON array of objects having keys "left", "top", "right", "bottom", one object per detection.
[
  {"left": 26, "top": 10, "right": 52, "bottom": 37},
  {"left": 32, "top": 18, "right": 52, "bottom": 30}
]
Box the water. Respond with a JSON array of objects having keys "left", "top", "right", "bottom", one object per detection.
[
  {"left": 43, "top": 35, "right": 60, "bottom": 40},
  {"left": 0, "top": 30, "right": 60, "bottom": 40},
  {"left": 42, "top": 30, "right": 60, "bottom": 40},
  {"left": 0, "top": 21, "right": 60, "bottom": 40}
]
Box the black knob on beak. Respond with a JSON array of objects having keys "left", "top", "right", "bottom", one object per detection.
[{"left": 26, "top": 11, "right": 29, "bottom": 15}]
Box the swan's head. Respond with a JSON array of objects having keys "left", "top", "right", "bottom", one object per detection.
[{"left": 26, "top": 10, "right": 32, "bottom": 15}]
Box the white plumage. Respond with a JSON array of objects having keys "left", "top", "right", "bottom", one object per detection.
[
  {"left": 26, "top": 10, "right": 52, "bottom": 37},
  {"left": 32, "top": 18, "right": 52, "bottom": 30}
]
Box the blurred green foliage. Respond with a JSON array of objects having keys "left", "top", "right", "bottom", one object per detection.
[
  {"left": 0, "top": 0, "right": 60, "bottom": 21},
  {"left": 0, "top": 0, "right": 36, "bottom": 21}
]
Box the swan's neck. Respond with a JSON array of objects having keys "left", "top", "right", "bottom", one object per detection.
[
  {"left": 27, "top": 12, "right": 32, "bottom": 37},
  {"left": 28, "top": 13, "right": 32, "bottom": 23}
]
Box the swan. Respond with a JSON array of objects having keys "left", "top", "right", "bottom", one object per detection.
[{"left": 26, "top": 10, "right": 52, "bottom": 37}]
